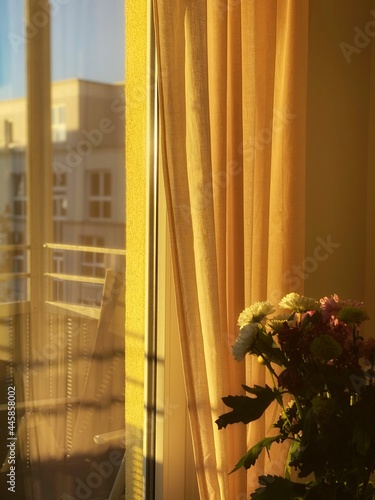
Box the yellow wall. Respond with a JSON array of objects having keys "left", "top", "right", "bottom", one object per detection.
[
  {"left": 125, "top": 0, "right": 148, "bottom": 497},
  {"left": 305, "top": 0, "right": 375, "bottom": 327}
]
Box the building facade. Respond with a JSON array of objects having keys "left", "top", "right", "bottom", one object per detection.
[{"left": 0, "top": 79, "right": 125, "bottom": 305}]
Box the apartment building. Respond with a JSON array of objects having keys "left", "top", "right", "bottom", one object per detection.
[
  {"left": 0, "top": 80, "right": 126, "bottom": 499},
  {"left": 0, "top": 79, "right": 125, "bottom": 305}
]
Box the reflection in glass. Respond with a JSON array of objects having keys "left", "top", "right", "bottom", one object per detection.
[
  {"left": 0, "top": 1, "right": 125, "bottom": 498},
  {"left": 0, "top": 0, "right": 28, "bottom": 301}
]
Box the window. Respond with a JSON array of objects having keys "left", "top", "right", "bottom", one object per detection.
[
  {"left": 12, "top": 173, "right": 26, "bottom": 218},
  {"left": 0, "top": 2, "right": 194, "bottom": 499},
  {"left": 88, "top": 171, "right": 112, "bottom": 219},
  {"left": 51, "top": 103, "right": 67, "bottom": 143},
  {"left": 12, "top": 250, "right": 24, "bottom": 273},
  {"left": 81, "top": 235, "right": 105, "bottom": 278},
  {"left": 53, "top": 172, "right": 67, "bottom": 242},
  {"left": 4, "top": 119, "right": 14, "bottom": 146},
  {"left": 53, "top": 179, "right": 68, "bottom": 220},
  {"left": 0, "top": 2, "right": 127, "bottom": 499}
]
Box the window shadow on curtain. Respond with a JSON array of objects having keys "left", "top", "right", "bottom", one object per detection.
[{"left": 153, "top": 0, "right": 309, "bottom": 497}]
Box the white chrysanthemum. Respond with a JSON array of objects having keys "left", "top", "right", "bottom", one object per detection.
[
  {"left": 232, "top": 323, "right": 258, "bottom": 361},
  {"left": 267, "top": 315, "right": 292, "bottom": 332},
  {"left": 279, "top": 292, "right": 319, "bottom": 313},
  {"left": 237, "top": 301, "right": 275, "bottom": 327}
]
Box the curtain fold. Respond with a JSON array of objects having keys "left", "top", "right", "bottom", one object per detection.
[
  {"left": 154, "top": 1, "right": 309, "bottom": 497},
  {"left": 242, "top": 2, "right": 309, "bottom": 492}
]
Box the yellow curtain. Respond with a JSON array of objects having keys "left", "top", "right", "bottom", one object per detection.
[
  {"left": 242, "top": 2, "right": 309, "bottom": 493},
  {"left": 154, "top": 1, "right": 309, "bottom": 497}
]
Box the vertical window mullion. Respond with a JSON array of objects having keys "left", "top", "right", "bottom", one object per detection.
[{"left": 26, "top": 0, "right": 53, "bottom": 327}]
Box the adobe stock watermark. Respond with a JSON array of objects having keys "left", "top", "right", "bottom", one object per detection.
[
  {"left": 6, "top": 385, "right": 17, "bottom": 494},
  {"left": 52, "top": 95, "right": 125, "bottom": 176},
  {"left": 177, "top": 158, "right": 242, "bottom": 225},
  {"left": 350, "top": 373, "right": 372, "bottom": 396},
  {"left": 8, "top": 0, "right": 72, "bottom": 54},
  {"left": 340, "top": 10, "right": 375, "bottom": 63},
  {"left": 177, "top": 106, "right": 296, "bottom": 225},
  {"left": 15, "top": 268, "right": 124, "bottom": 377},
  {"left": 282, "top": 235, "right": 341, "bottom": 291},
  {"left": 240, "top": 107, "right": 297, "bottom": 159},
  {"left": 60, "top": 450, "right": 123, "bottom": 500},
  {"left": 267, "top": 235, "right": 341, "bottom": 305},
  {"left": 226, "top": 234, "right": 341, "bottom": 352},
  {"left": 350, "top": 356, "right": 375, "bottom": 395}
]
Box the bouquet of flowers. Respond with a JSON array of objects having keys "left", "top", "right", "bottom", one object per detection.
[{"left": 216, "top": 292, "right": 375, "bottom": 499}]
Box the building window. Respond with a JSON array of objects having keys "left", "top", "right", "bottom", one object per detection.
[
  {"left": 13, "top": 250, "right": 25, "bottom": 273},
  {"left": 10, "top": 232, "right": 26, "bottom": 274},
  {"left": 81, "top": 235, "right": 105, "bottom": 277},
  {"left": 9, "top": 231, "right": 23, "bottom": 245},
  {"left": 51, "top": 104, "right": 67, "bottom": 143},
  {"left": 4, "top": 119, "right": 14, "bottom": 147},
  {"left": 53, "top": 172, "right": 68, "bottom": 219},
  {"left": 88, "top": 171, "right": 112, "bottom": 219},
  {"left": 12, "top": 173, "right": 26, "bottom": 218}
]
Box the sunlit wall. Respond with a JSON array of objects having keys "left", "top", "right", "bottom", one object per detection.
[
  {"left": 125, "top": 0, "right": 149, "bottom": 498},
  {"left": 305, "top": 0, "right": 375, "bottom": 328}
]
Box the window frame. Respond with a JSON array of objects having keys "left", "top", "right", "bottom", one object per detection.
[
  {"left": 1, "top": 1, "right": 198, "bottom": 498},
  {"left": 1, "top": 0, "right": 128, "bottom": 494}
]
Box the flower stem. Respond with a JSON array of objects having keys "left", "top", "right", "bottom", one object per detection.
[
  {"left": 256, "top": 350, "right": 279, "bottom": 383},
  {"left": 352, "top": 324, "right": 357, "bottom": 351},
  {"left": 255, "top": 350, "right": 294, "bottom": 428},
  {"left": 293, "top": 395, "right": 303, "bottom": 420},
  {"left": 359, "top": 462, "right": 375, "bottom": 500}
]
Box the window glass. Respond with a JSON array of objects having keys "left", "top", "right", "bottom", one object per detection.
[
  {"left": 0, "top": 0, "right": 28, "bottom": 303},
  {"left": 51, "top": 104, "right": 67, "bottom": 143},
  {"left": 0, "top": 2, "right": 126, "bottom": 499}
]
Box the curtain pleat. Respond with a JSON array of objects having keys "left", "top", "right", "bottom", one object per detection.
[
  {"left": 154, "top": 1, "right": 309, "bottom": 497},
  {"left": 242, "top": 1, "right": 309, "bottom": 492}
]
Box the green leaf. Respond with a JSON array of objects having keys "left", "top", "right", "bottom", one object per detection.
[
  {"left": 256, "top": 332, "right": 287, "bottom": 366},
  {"left": 250, "top": 475, "right": 307, "bottom": 499},
  {"left": 299, "top": 407, "right": 316, "bottom": 447},
  {"left": 301, "top": 310, "right": 322, "bottom": 328},
  {"left": 285, "top": 440, "right": 300, "bottom": 480},
  {"left": 216, "top": 385, "right": 278, "bottom": 429},
  {"left": 352, "top": 423, "right": 371, "bottom": 455},
  {"left": 230, "top": 435, "right": 283, "bottom": 473},
  {"left": 361, "top": 482, "right": 375, "bottom": 500},
  {"left": 242, "top": 384, "right": 275, "bottom": 397}
]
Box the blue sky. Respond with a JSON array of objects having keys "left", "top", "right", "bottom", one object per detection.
[{"left": 0, "top": 0, "right": 125, "bottom": 100}]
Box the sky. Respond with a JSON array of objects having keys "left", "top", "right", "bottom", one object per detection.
[{"left": 0, "top": 0, "right": 125, "bottom": 100}]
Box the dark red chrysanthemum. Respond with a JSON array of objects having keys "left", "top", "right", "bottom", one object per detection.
[
  {"left": 277, "top": 326, "right": 304, "bottom": 363},
  {"left": 278, "top": 367, "right": 304, "bottom": 393}
]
